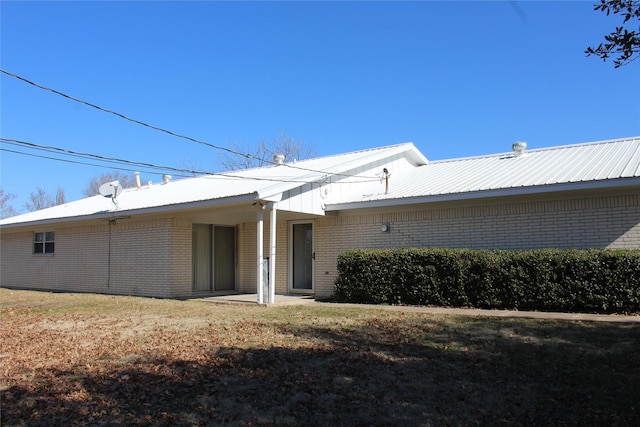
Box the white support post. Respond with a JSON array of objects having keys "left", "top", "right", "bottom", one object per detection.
[
  {"left": 269, "top": 203, "right": 277, "bottom": 304},
  {"left": 257, "top": 206, "right": 264, "bottom": 304}
]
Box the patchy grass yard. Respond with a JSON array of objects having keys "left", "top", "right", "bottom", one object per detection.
[{"left": 1, "top": 289, "right": 639, "bottom": 426}]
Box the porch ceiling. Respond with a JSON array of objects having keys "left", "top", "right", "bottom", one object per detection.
[{"left": 175, "top": 201, "right": 320, "bottom": 225}]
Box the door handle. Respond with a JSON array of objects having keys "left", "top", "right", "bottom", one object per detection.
[{"left": 312, "top": 252, "right": 316, "bottom": 260}]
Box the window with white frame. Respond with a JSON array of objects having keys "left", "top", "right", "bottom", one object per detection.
[{"left": 34, "top": 232, "right": 55, "bottom": 254}]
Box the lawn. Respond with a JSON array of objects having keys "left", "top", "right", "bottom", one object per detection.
[{"left": 1, "top": 288, "right": 639, "bottom": 426}]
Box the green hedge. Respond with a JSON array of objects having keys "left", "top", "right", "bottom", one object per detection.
[{"left": 334, "top": 248, "right": 640, "bottom": 314}]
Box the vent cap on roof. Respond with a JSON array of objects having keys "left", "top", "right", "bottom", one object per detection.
[
  {"left": 512, "top": 141, "right": 527, "bottom": 156},
  {"left": 273, "top": 153, "right": 285, "bottom": 165}
]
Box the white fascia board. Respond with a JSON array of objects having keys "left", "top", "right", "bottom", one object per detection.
[
  {"left": 359, "top": 142, "right": 427, "bottom": 166},
  {"left": 402, "top": 143, "right": 429, "bottom": 166},
  {"left": 259, "top": 192, "right": 284, "bottom": 202},
  {"left": 339, "top": 142, "right": 427, "bottom": 168},
  {"left": 325, "top": 178, "right": 640, "bottom": 211},
  {"left": 0, "top": 193, "right": 259, "bottom": 230}
]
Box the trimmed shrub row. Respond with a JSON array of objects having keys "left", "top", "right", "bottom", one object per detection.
[{"left": 334, "top": 248, "right": 640, "bottom": 314}]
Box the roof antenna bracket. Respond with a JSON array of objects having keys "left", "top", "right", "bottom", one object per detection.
[{"left": 382, "top": 168, "right": 390, "bottom": 194}]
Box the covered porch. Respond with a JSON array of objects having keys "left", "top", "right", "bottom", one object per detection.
[{"left": 176, "top": 195, "right": 320, "bottom": 304}]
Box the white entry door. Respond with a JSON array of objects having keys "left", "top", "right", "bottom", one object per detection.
[{"left": 290, "top": 221, "right": 314, "bottom": 292}]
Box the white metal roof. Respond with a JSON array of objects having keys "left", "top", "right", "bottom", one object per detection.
[
  {"left": 325, "top": 137, "right": 640, "bottom": 209},
  {"left": 0, "top": 142, "right": 422, "bottom": 227},
  {"left": 3, "top": 137, "right": 639, "bottom": 227}
]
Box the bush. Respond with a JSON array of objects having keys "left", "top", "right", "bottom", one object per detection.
[{"left": 334, "top": 248, "right": 640, "bottom": 314}]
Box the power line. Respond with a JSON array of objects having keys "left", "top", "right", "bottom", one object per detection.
[
  {"left": 1, "top": 137, "right": 383, "bottom": 184},
  {"left": 0, "top": 69, "right": 240, "bottom": 156},
  {"left": 0, "top": 138, "right": 301, "bottom": 183},
  {"left": 0, "top": 147, "right": 171, "bottom": 177},
  {"left": 0, "top": 69, "right": 381, "bottom": 182},
  {"left": 1, "top": 137, "right": 209, "bottom": 176}
]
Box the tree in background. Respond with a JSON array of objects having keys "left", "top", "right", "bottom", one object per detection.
[
  {"left": 83, "top": 171, "right": 137, "bottom": 197},
  {"left": 218, "top": 132, "right": 317, "bottom": 171},
  {"left": 0, "top": 188, "right": 18, "bottom": 219},
  {"left": 586, "top": 0, "right": 640, "bottom": 67},
  {"left": 24, "top": 186, "right": 66, "bottom": 212},
  {"left": 55, "top": 187, "right": 66, "bottom": 205}
]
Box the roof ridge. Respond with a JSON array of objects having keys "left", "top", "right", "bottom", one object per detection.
[
  {"left": 428, "top": 136, "right": 640, "bottom": 165},
  {"left": 209, "top": 141, "right": 417, "bottom": 174},
  {"left": 526, "top": 136, "right": 640, "bottom": 153},
  {"left": 283, "top": 141, "right": 416, "bottom": 165}
]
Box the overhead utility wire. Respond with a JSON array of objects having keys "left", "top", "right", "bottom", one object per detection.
[
  {"left": 1, "top": 137, "right": 324, "bottom": 183},
  {"left": 1, "top": 137, "right": 381, "bottom": 184},
  {"left": 0, "top": 69, "right": 380, "bottom": 182},
  {"left": 0, "top": 138, "right": 193, "bottom": 177},
  {"left": 0, "top": 147, "right": 171, "bottom": 177},
  {"left": 2, "top": 137, "right": 210, "bottom": 176}
]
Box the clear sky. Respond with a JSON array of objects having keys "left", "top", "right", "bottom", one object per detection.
[{"left": 1, "top": 0, "right": 639, "bottom": 212}]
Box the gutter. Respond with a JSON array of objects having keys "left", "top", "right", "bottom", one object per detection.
[
  {"left": 0, "top": 193, "right": 260, "bottom": 230},
  {"left": 325, "top": 177, "right": 640, "bottom": 211}
]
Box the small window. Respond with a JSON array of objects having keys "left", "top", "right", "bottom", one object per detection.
[{"left": 34, "top": 232, "right": 55, "bottom": 254}]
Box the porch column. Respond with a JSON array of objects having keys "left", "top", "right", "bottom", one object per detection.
[
  {"left": 269, "top": 203, "right": 277, "bottom": 304},
  {"left": 257, "top": 206, "right": 264, "bottom": 304}
]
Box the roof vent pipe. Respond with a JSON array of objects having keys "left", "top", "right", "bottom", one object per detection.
[
  {"left": 162, "top": 174, "right": 171, "bottom": 184},
  {"left": 512, "top": 141, "right": 527, "bottom": 156},
  {"left": 273, "top": 154, "right": 285, "bottom": 165},
  {"left": 135, "top": 171, "right": 141, "bottom": 189}
]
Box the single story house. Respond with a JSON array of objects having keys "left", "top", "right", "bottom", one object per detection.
[{"left": 1, "top": 136, "right": 639, "bottom": 301}]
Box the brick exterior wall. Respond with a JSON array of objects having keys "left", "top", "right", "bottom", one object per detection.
[
  {"left": 313, "top": 192, "right": 640, "bottom": 297},
  {"left": 167, "top": 218, "right": 193, "bottom": 298},
  {"left": 0, "top": 217, "right": 193, "bottom": 298},
  {"left": 3, "top": 191, "right": 639, "bottom": 299},
  {"left": 1, "top": 225, "right": 110, "bottom": 294}
]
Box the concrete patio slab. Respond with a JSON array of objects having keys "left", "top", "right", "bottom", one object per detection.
[
  {"left": 198, "top": 294, "right": 640, "bottom": 323},
  {"left": 199, "top": 293, "right": 316, "bottom": 306}
]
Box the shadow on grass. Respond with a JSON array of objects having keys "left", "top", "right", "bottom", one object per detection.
[{"left": 3, "top": 318, "right": 640, "bottom": 426}]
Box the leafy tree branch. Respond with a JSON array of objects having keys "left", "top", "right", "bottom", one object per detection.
[{"left": 586, "top": 0, "right": 640, "bottom": 67}]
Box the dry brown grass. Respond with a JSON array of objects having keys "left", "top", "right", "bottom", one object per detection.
[{"left": 1, "top": 288, "right": 639, "bottom": 426}]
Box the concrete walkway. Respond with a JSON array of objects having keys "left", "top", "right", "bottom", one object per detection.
[
  {"left": 199, "top": 294, "right": 640, "bottom": 323},
  {"left": 200, "top": 293, "right": 316, "bottom": 306}
]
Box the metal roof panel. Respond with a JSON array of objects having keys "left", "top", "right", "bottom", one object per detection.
[
  {"left": 326, "top": 137, "right": 640, "bottom": 207},
  {"left": 0, "top": 142, "right": 422, "bottom": 227}
]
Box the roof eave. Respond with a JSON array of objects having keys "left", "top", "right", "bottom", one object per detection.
[
  {"left": 325, "top": 178, "right": 640, "bottom": 211},
  {"left": 0, "top": 192, "right": 260, "bottom": 230}
]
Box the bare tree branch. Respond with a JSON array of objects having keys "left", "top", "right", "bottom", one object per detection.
[
  {"left": 218, "top": 133, "right": 317, "bottom": 171},
  {"left": 24, "top": 187, "right": 56, "bottom": 212},
  {"left": 0, "top": 188, "right": 18, "bottom": 219}
]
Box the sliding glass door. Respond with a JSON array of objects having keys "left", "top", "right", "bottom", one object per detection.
[{"left": 192, "top": 224, "right": 236, "bottom": 292}]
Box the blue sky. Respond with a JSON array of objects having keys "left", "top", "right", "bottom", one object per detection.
[{"left": 1, "top": 1, "right": 639, "bottom": 212}]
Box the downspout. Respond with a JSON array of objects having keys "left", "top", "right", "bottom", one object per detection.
[
  {"left": 269, "top": 203, "right": 277, "bottom": 304},
  {"left": 107, "top": 219, "right": 115, "bottom": 288},
  {"left": 257, "top": 205, "right": 264, "bottom": 304}
]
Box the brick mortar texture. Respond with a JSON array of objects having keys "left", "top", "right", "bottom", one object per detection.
[
  {"left": 313, "top": 193, "right": 640, "bottom": 297},
  {"left": 1, "top": 218, "right": 184, "bottom": 297},
  {"left": 3, "top": 193, "right": 638, "bottom": 299}
]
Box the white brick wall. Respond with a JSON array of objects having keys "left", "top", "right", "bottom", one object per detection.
[
  {"left": 0, "top": 217, "right": 193, "bottom": 298},
  {"left": 3, "top": 191, "right": 638, "bottom": 299},
  {"left": 313, "top": 192, "right": 640, "bottom": 297},
  {"left": 231, "top": 192, "right": 640, "bottom": 299},
  {"left": 167, "top": 218, "right": 193, "bottom": 298}
]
